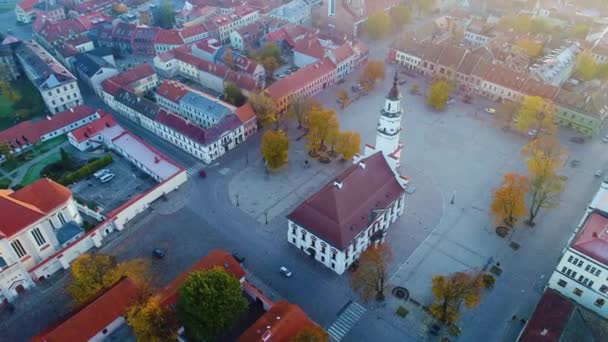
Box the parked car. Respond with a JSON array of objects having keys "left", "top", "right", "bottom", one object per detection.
[
  {"left": 596, "top": 170, "right": 603, "bottom": 177},
  {"left": 232, "top": 251, "right": 245, "bottom": 263},
  {"left": 199, "top": 170, "right": 207, "bottom": 178},
  {"left": 484, "top": 107, "right": 496, "bottom": 114},
  {"left": 527, "top": 129, "right": 538, "bottom": 137},
  {"left": 570, "top": 137, "right": 585, "bottom": 144},
  {"left": 447, "top": 98, "right": 455, "bottom": 105},
  {"left": 338, "top": 78, "right": 346, "bottom": 84},
  {"left": 398, "top": 79, "right": 407, "bottom": 85},
  {"left": 336, "top": 98, "right": 344, "bottom": 105},
  {"left": 99, "top": 173, "right": 115, "bottom": 183},
  {"left": 351, "top": 84, "right": 361, "bottom": 92},
  {"left": 279, "top": 266, "right": 292, "bottom": 277},
  {"left": 603, "top": 135, "right": 608, "bottom": 143},
  {"left": 152, "top": 248, "right": 166, "bottom": 259},
  {"left": 94, "top": 169, "right": 110, "bottom": 179}
]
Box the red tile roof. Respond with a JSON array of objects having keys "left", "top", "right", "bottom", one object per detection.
[
  {"left": 32, "top": 277, "right": 142, "bottom": 342},
  {"left": 266, "top": 58, "right": 335, "bottom": 102},
  {"left": 17, "top": 0, "right": 38, "bottom": 12},
  {"left": 484, "top": 64, "right": 527, "bottom": 90},
  {"left": 0, "top": 178, "right": 72, "bottom": 237},
  {"left": 235, "top": 102, "right": 256, "bottom": 124},
  {"left": 0, "top": 105, "right": 98, "bottom": 147},
  {"left": 69, "top": 114, "right": 115, "bottom": 143},
  {"left": 105, "top": 63, "right": 155, "bottom": 88},
  {"left": 157, "top": 249, "right": 245, "bottom": 306},
  {"left": 155, "top": 28, "right": 184, "bottom": 45},
  {"left": 293, "top": 35, "right": 325, "bottom": 59},
  {"left": 519, "top": 289, "right": 574, "bottom": 342},
  {"left": 238, "top": 301, "right": 317, "bottom": 342},
  {"left": 76, "top": 11, "right": 113, "bottom": 30},
  {"left": 288, "top": 152, "right": 405, "bottom": 250},
  {"left": 572, "top": 211, "right": 608, "bottom": 265},
  {"left": 180, "top": 24, "right": 207, "bottom": 39},
  {"left": 156, "top": 80, "right": 190, "bottom": 103}
]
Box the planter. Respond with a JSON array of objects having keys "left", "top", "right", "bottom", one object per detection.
[
  {"left": 482, "top": 274, "right": 495, "bottom": 289},
  {"left": 392, "top": 286, "right": 409, "bottom": 300},
  {"left": 308, "top": 150, "right": 320, "bottom": 158},
  {"left": 327, "top": 150, "right": 338, "bottom": 158},
  {"left": 495, "top": 226, "right": 509, "bottom": 238},
  {"left": 319, "top": 156, "right": 331, "bottom": 164}
]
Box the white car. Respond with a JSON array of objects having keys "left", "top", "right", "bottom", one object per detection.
[
  {"left": 602, "top": 135, "right": 608, "bottom": 143},
  {"left": 93, "top": 169, "right": 110, "bottom": 179},
  {"left": 528, "top": 129, "right": 538, "bottom": 137},
  {"left": 484, "top": 107, "right": 496, "bottom": 114},
  {"left": 596, "top": 170, "right": 603, "bottom": 177},
  {"left": 279, "top": 266, "right": 292, "bottom": 277}
]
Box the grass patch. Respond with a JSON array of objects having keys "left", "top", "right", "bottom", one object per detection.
[
  {"left": 0, "top": 136, "right": 67, "bottom": 173},
  {"left": 21, "top": 151, "right": 60, "bottom": 185},
  {"left": 396, "top": 306, "right": 409, "bottom": 318},
  {"left": 0, "top": 177, "right": 10, "bottom": 189}
]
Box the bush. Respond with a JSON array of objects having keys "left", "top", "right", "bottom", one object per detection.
[
  {"left": 482, "top": 274, "right": 496, "bottom": 289},
  {"left": 448, "top": 325, "right": 461, "bottom": 337},
  {"left": 396, "top": 306, "right": 409, "bottom": 318},
  {"left": 59, "top": 154, "right": 113, "bottom": 185},
  {"left": 0, "top": 178, "right": 11, "bottom": 189},
  {"left": 11, "top": 184, "right": 23, "bottom": 191}
]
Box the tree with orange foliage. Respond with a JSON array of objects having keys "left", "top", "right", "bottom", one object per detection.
[
  {"left": 360, "top": 60, "right": 386, "bottom": 93},
  {"left": 290, "top": 325, "right": 329, "bottom": 342},
  {"left": 515, "top": 96, "right": 557, "bottom": 138},
  {"left": 336, "top": 89, "right": 350, "bottom": 109},
  {"left": 350, "top": 243, "right": 391, "bottom": 302},
  {"left": 491, "top": 173, "right": 528, "bottom": 228},
  {"left": 429, "top": 272, "right": 484, "bottom": 325}
]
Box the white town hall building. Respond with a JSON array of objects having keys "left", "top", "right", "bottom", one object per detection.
[{"left": 287, "top": 75, "right": 408, "bottom": 274}]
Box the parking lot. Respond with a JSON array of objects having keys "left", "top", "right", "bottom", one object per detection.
[{"left": 69, "top": 151, "right": 157, "bottom": 213}]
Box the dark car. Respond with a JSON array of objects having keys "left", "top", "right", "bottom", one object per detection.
[
  {"left": 232, "top": 251, "right": 245, "bottom": 263},
  {"left": 199, "top": 170, "right": 207, "bottom": 178},
  {"left": 152, "top": 248, "right": 166, "bottom": 259},
  {"left": 570, "top": 137, "right": 585, "bottom": 144}
]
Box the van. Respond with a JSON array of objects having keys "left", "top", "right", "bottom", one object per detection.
[
  {"left": 99, "top": 173, "right": 115, "bottom": 183},
  {"left": 94, "top": 169, "right": 110, "bottom": 179}
]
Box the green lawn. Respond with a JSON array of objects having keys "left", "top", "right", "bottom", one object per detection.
[
  {"left": 21, "top": 151, "right": 60, "bottom": 185},
  {"left": 0, "top": 177, "right": 10, "bottom": 189},
  {"left": 0, "top": 136, "right": 67, "bottom": 173},
  {"left": 0, "top": 5, "right": 13, "bottom": 13},
  {"left": 0, "top": 92, "right": 14, "bottom": 130}
]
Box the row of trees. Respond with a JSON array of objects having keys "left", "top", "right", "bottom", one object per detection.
[
  {"left": 68, "top": 254, "right": 328, "bottom": 341},
  {"left": 574, "top": 49, "right": 608, "bottom": 81}
]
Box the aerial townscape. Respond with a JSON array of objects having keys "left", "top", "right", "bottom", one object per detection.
[{"left": 2, "top": 0, "right": 608, "bottom": 341}]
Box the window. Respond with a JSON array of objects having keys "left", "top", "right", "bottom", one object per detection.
[
  {"left": 600, "top": 285, "right": 608, "bottom": 294},
  {"left": 31, "top": 228, "right": 46, "bottom": 246},
  {"left": 11, "top": 239, "right": 27, "bottom": 258},
  {"left": 331, "top": 262, "right": 335, "bottom": 269},
  {"left": 578, "top": 260, "right": 584, "bottom": 267},
  {"left": 596, "top": 269, "right": 602, "bottom": 277},
  {"left": 331, "top": 251, "right": 336, "bottom": 261},
  {"left": 557, "top": 279, "right": 567, "bottom": 287},
  {"left": 573, "top": 288, "right": 583, "bottom": 296},
  {"left": 58, "top": 212, "right": 66, "bottom": 225},
  {"left": 586, "top": 265, "right": 591, "bottom": 272},
  {"left": 595, "top": 298, "right": 605, "bottom": 308}
]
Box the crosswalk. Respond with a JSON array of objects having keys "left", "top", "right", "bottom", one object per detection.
[
  {"left": 218, "top": 167, "right": 231, "bottom": 175},
  {"left": 327, "top": 301, "right": 367, "bottom": 341},
  {"left": 186, "top": 163, "right": 206, "bottom": 177}
]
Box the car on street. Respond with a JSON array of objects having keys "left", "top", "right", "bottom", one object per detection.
[
  {"left": 351, "top": 84, "right": 362, "bottom": 92},
  {"left": 94, "top": 169, "right": 110, "bottom": 179},
  {"left": 447, "top": 98, "right": 455, "bottom": 105},
  {"left": 484, "top": 107, "right": 496, "bottom": 114},
  {"left": 336, "top": 98, "right": 344, "bottom": 105},
  {"left": 596, "top": 170, "right": 603, "bottom": 177},
  {"left": 232, "top": 251, "right": 245, "bottom": 263},
  {"left": 570, "top": 137, "right": 585, "bottom": 144},
  {"left": 603, "top": 135, "right": 608, "bottom": 143},
  {"left": 99, "top": 173, "right": 115, "bottom": 183},
  {"left": 338, "top": 78, "right": 346, "bottom": 84},
  {"left": 199, "top": 170, "right": 207, "bottom": 178},
  {"left": 279, "top": 266, "right": 292, "bottom": 277},
  {"left": 152, "top": 248, "right": 167, "bottom": 259},
  {"left": 528, "top": 129, "right": 537, "bottom": 137}
]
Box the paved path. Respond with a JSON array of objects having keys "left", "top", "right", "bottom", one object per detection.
[{"left": 4, "top": 142, "right": 69, "bottom": 187}]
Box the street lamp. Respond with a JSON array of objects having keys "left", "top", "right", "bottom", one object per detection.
[
  {"left": 235, "top": 193, "right": 240, "bottom": 207},
  {"left": 450, "top": 191, "right": 456, "bottom": 205},
  {"left": 264, "top": 210, "right": 269, "bottom": 225}
]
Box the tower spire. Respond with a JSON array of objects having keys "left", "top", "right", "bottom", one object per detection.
[{"left": 387, "top": 71, "right": 401, "bottom": 101}]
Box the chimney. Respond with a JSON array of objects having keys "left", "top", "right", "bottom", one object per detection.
[
  {"left": 358, "top": 161, "right": 365, "bottom": 169},
  {"left": 593, "top": 232, "right": 599, "bottom": 238},
  {"left": 540, "top": 329, "right": 549, "bottom": 336},
  {"left": 154, "top": 156, "right": 160, "bottom": 163},
  {"left": 333, "top": 181, "right": 343, "bottom": 189},
  {"left": 70, "top": 107, "right": 74, "bottom": 112}
]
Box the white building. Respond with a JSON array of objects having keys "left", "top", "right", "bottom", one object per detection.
[
  {"left": 547, "top": 181, "right": 608, "bottom": 318},
  {"left": 286, "top": 80, "right": 408, "bottom": 275},
  {"left": 266, "top": 0, "right": 311, "bottom": 25},
  {"left": 532, "top": 42, "right": 580, "bottom": 86},
  {"left": 15, "top": 0, "right": 37, "bottom": 23},
  {"left": 0, "top": 179, "right": 84, "bottom": 303},
  {"left": 15, "top": 40, "right": 83, "bottom": 114}
]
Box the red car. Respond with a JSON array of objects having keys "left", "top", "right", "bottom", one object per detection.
[{"left": 199, "top": 170, "right": 207, "bottom": 178}]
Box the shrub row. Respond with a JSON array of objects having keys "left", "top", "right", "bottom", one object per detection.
[{"left": 60, "top": 154, "right": 113, "bottom": 185}]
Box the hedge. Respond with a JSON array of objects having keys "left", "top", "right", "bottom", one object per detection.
[{"left": 60, "top": 154, "right": 113, "bottom": 185}]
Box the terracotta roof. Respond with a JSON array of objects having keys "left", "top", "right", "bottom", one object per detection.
[
  {"left": 0, "top": 178, "right": 72, "bottom": 237},
  {"left": 75, "top": 11, "right": 113, "bottom": 30},
  {"left": 36, "top": 19, "right": 87, "bottom": 42},
  {"left": 225, "top": 70, "right": 258, "bottom": 91},
  {"left": 180, "top": 24, "right": 207, "bottom": 39},
  {"left": 521, "top": 78, "right": 558, "bottom": 98},
  {"left": 17, "top": 0, "right": 38, "bottom": 12},
  {"left": 235, "top": 102, "right": 256, "bottom": 124},
  {"left": 484, "top": 64, "right": 527, "bottom": 90},
  {"left": 156, "top": 80, "right": 189, "bottom": 103},
  {"left": 0, "top": 105, "right": 98, "bottom": 148},
  {"left": 155, "top": 29, "right": 184, "bottom": 45},
  {"left": 266, "top": 58, "right": 335, "bottom": 102},
  {"left": 293, "top": 35, "right": 325, "bottom": 59},
  {"left": 437, "top": 45, "right": 468, "bottom": 69},
  {"left": 69, "top": 114, "right": 115, "bottom": 143},
  {"left": 32, "top": 277, "right": 141, "bottom": 342},
  {"left": 238, "top": 301, "right": 317, "bottom": 342},
  {"left": 155, "top": 110, "right": 242, "bottom": 146},
  {"left": 572, "top": 210, "right": 608, "bottom": 265},
  {"left": 519, "top": 289, "right": 574, "bottom": 342},
  {"left": 457, "top": 53, "right": 483, "bottom": 75},
  {"left": 106, "top": 63, "right": 155, "bottom": 88},
  {"left": 287, "top": 152, "right": 404, "bottom": 250},
  {"left": 157, "top": 249, "right": 245, "bottom": 306}
]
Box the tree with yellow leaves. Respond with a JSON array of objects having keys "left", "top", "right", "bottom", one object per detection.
[
  {"left": 307, "top": 108, "right": 339, "bottom": 154},
  {"left": 515, "top": 39, "right": 544, "bottom": 58},
  {"left": 335, "top": 131, "right": 361, "bottom": 160},
  {"left": 291, "top": 325, "right": 330, "bottom": 342},
  {"left": 126, "top": 295, "right": 179, "bottom": 342},
  {"left": 429, "top": 272, "right": 484, "bottom": 325},
  {"left": 360, "top": 60, "right": 386, "bottom": 93},
  {"left": 366, "top": 11, "right": 391, "bottom": 39},
  {"left": 522, "top": 137, "right": 566, "bottom": 226},
  {"left": 336, "top": 89, "right": 350, "bottom": 109},
  {"left": 261, "top": 129, "right": 289, "bottom": 170},
  {"left": 287, "top": 96, "right": 315, "bottom": 129},
  {"left": 350, "top": 244, "right": 391, "bottom": 302},
  {"left": 515, "top": 96, "right": 557, "bottom": 137},
  {"left": 250, "top": 93, "right": 277, "bottom": 127},
  {"left": 391, "top": 5, "right": 411, "bottom": 28},
  {"left": 67, "top": 254, "right": 151, "bottom": 306},
  {"left": 575, "top": 50, "right": 598, "bottom": 81},
  {"left": 427, "top": 80, "right": 451, "bottom": 110},
  {"left": 491, "top": 173, "right": 528, "bottom": 228}
]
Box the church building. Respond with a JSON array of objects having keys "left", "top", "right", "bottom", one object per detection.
[{"left": 286, "top": 76, "right": 408, "bottom": 274}]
